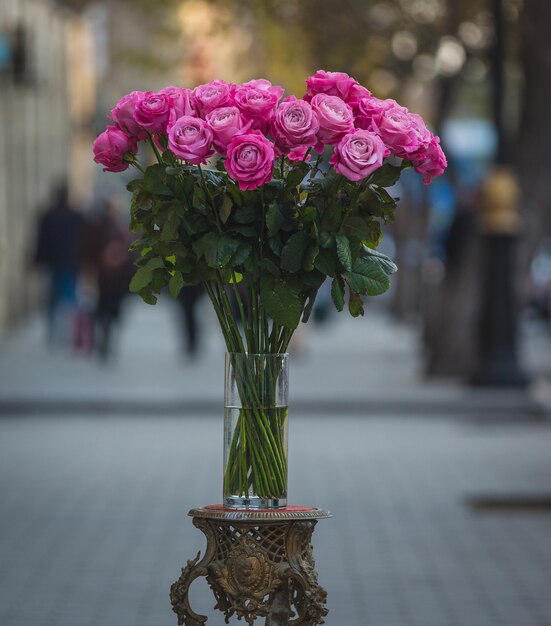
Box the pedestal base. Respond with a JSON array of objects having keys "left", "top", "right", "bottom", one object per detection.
[{"left": 170, "top": 505, "right": 331, "bottom": 626}]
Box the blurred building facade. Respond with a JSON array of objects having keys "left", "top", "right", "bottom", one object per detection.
[{"left": 0, "top": 0, "right": 95, "bottom": 333}]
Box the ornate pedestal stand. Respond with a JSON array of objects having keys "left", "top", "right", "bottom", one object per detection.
[{"left": 170, "top": 505, "right": 331, "bottom": 626}]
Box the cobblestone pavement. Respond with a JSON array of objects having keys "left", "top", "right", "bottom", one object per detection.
[{"left": 1, "top": 413, "right": 551, "bottom": 626}]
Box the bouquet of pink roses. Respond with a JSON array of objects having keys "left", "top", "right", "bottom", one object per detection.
[
  {"left": 93, "top": 70, "right": 445, "bottom": 325},
  {"left": 93, "top": 70, "right": 446, "bottom": 505}
]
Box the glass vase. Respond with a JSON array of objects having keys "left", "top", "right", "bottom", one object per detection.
[{"left": 223, "top": 353, "right": 289, "bottom": 509}]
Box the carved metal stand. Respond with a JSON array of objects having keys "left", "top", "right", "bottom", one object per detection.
[{"left": 170, "top": 505, "right": 331, "bottom": 626}]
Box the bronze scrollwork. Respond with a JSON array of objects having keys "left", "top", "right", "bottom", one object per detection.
[{"left": 170, "top": 506, "right": 331, "bottom": 626}]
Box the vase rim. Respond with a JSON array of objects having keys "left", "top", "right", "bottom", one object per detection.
[{"left": 225, "top": 352, "right": 290, "bottom": 357}]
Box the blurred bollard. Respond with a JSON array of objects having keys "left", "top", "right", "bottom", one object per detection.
[{"left": 470, "top": 166, "right": 528, "bottom": 387}]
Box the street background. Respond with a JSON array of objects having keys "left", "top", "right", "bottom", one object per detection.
[
  {"left": 2, "top": 0, "right": 551, "bottom": 625},
  {"left": 1, "top": 303, "right": 551, "bottom": 626}
]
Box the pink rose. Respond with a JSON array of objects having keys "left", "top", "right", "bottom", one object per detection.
[
  {"left": 353, "top": 96, "right": 393, "bottom": 132},
  {"left": 224, "top": 131, "right": 275, "bottom": 191},
  {"left": 193, "top": 80, "right": 234, "bottom": 117},
  {"left": 159, "top": 86, "right": 196, "bottom": 129},
  {"left": 310, "top": 93, "right": 354, "bottom": 146},
  {"left": 110, "top": 91, "right": 147, "bottom": 139},
  {"left": 345, "top": 83, "right": 372, "bottom": 108},
  {"left": 288, "top": 145, "right": 313, "bottom": 162},
  {"left": 304, "top": 70, "right": 358, "bottom": 102},
  {"left": 407, "top": 112, "right": 432, "bottom": 154},
  {"left": 242, "top": 78, "right": 285, "bottom": 100},
  {"left": 329, "top": 129, "right": 386, "bottom": 181},
  {"left": 233, "top": 80, "right": 283, "bottom": 131},
  {"left": 93, "top": 126, "right": 138, "bottom": 173},
  {"left": 371, "top": 100, "right": 425, "bottom": 157},
  {"left": 205, "top": 106, "right": 251, "bottom": 150},
  {"left": 271, "top": 96, "right": 319, "bottom": 155},
  {"left": 133, "top": 91, "right": 172, "bottom": 134},
  {"left": 168, "top": 116, "right": 214, "bottom": 164},
  {"left": 412, "top": 136, "right": 447, "bottom": 184}
]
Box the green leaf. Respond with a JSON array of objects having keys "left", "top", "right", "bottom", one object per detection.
[
  {"left": 319, "top": 231, "right": 334, "bottom": 249},
  {"left": 143, "top": 257, "right": 165, "bottom": 271},
  {"left": 358, "top": 187, "right": 398, "bottom": 223},
  {"left": 363, "top": 247, "right": 398, "bottom": 275},
  {"left": 348, "top": 291, "right": 364, "bottom": 317},
  {"left": 303, "top": 169, "right": 343, "bottom": 196},
  {"left": 234, "top": 203, "right": 257, "bottom": 224},
  {"left": 231, "top": 225, "right": 257, "bottom": 237},
  {"left": 342, "top": 216, "right": 373, "bottom": 241},
  {"left": 321, "top": 202, "right": 342, "bottom": 231},
  {"left": 301, "top": 269, "right": 325, "bottom": 290},
  {"left": 265, "top": 178, "right": 285, "bottom": 190},
  {"left": 160, "top": 215, "right": 180, "bottom": 241},
  {"left": 243, "top": 254, "right": 256, "bottom": 274},
  {"left": 150, "top": 268, "right": 167, "bottom": 292},
  {"left": 175, "top": 258, "right": 193, "bottom": 273},
  {"left": 139, "top": 291, "right": 158, "bottom": 305},
  {"left": 364, "top": 221, "right": 383, "bottom": 248},
  {"left": 368, "top": 163, "right": 403, "bottom": 187},
  {"left": 201, "top": 168, "right": 224, "bottom": 187},
  {"left": 182, "top": 214, "right": 209, "bottom": 235},
  {"left": 268, "top": 236, "right": 283, "bottom": 257},
  {"left": 164, "top": 166, "right": 183, "bottom": 176},
  {"left": 168, "top": 243, "right": 189, "bottom": 257},
  {"left": 373, "top": 186, "right": 398, "bottom": 207},
  {"left": 301, "top": 205, "right": 317, "bottom": 223},
  {"left": 130, "top": 267, "right": 152, "bottom": 293},
  {"left": 259, "top": 258, "right": 281, "bottom": 277},
  {"left": 168, "top": 272, "right": 185, "bottom": 299},
  {"left": 130, "top": 189, "right": 153, "bottom": 232},
  {"left": 126, "top": 179, "right": 143, "bottom": 193},
  {"left": 260, "top": 277, "right": 304, "bottom": 329},
  {"left": 302, "top": 242, "right": 319, "bottom": 272},
  {"left": 192, "top": 187, "right": 208, "bottom": 213},
  {"left": 181, "top": 174, "right": 195, "bottom": 199},
  {"left": 285, "top": 166, "right": 307, "bottom": 189},
  {"left": 219, "top": 195, "right": 232, "bottom": 224},
  {"left": 226, "top": 185, "right": 243, "bottom": 207},
  {"left": 345, "top": 257, "right": 390, "bottom": 296},
  {"left": 266, "top": 203, "right": 284, "bottom": 236},
  {"left": 230, "top": 242, "right": 252, "bottom": 266},
  {"left": 129, "top": 236, "right": 151, "bottom": 252},
  {"left": 143, "top": 164, "right": 172, "bottom": 196},
  {"left": 192, "top": 232, "right": 240, "bottom": 268},
  {"left": 314, "top": 248, "right": 338, "bottom": 277},
  {"left": 281, "top": 231, "right": 310, "bottom": 273},
  {"left": 336, "top": 234, "right": 352, "bottom": 272},
  {"left": 331, "top": 276, "right": 345, "bottom": 312}
]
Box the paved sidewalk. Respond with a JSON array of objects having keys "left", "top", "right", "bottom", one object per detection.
[
  {"left": 1, "top": 414, "right": 551, "bottom": 626},
  {"left": 0, "top": 298, "right": 548, "bottom": 417}
]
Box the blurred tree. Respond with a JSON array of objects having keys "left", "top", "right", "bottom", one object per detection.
[
  {"left": 517, "top": 0, "right": 551, "bottom": 276},
  {"left": 197, "top": 0, "right": 501, "bottom": 122},
  {"left": 70, "top": 0, "right": 547, "bottom": 382}
]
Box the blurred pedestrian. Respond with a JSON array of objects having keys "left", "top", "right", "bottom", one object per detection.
[
  {"left": 33, "top": 180, "right": 84, "bottom": 345},
  {"left": 424, "top": 187, "right": 481, "bottom": 377},
  {"left": 176, "top": 285, "right": 205, "bottom": 357},
  {"left": 82, "top": 198, "right": 133, "bottom": 361},
  {"left": 312, "top": 279, "right": 332, "bottom": 325}
]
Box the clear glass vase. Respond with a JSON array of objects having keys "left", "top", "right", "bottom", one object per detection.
[{"left": 223, "top": 353, "right": 289, "bottom": 509}]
